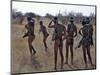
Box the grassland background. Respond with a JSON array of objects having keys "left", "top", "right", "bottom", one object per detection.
[{"left": 11, "top": 18, "right": 96, "bottom": 74}]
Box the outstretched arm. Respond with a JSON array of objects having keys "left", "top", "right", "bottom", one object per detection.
[
  {"left": 25, "top": 24, "right": 28, "bottom": 29},
  {"left": 48, "top": 20, "right": 55, "bottom": 28}
]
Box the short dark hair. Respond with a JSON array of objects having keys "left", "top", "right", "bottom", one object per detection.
[
  {"left": 86, "top": 17, "right": 89, "bottom": 20},
  {"left": 86, "top": 17, "right": 90, "bottom": 24},
  {"left": 27, "top": 17, "right": 31, "bottom": 21},
  {"left": 70, "top": 17, "right": 74, "bottom": 22},
  {"left": 70, "top": 17, "right": 73, "bottom": 19},
  {"left": 40, "top": 21, "right": 43, "bottom": 24},
  {"left": 54, "top": 17, "right": 58, "bottom": 20},
  {"left": 82, "top": 18, "right": 86, "bottom": 25}
]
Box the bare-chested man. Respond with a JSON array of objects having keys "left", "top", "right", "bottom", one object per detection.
[
  {"left": 23, "top": 17, "right": 36, "bottom": 56},
  {"left": 39, "top": 21, "right": 49, "bottom": 52},
  {"left": 65, "top": 17, "right": 77, "bottom": 65},
  {"left": 86, "top": 17, "right": 94, "bottom": 46},
  {"left": 78, "top": 18, "right": 93, "bottom": 67},
  {"left": 48, "top": 17, "right": 66, "bottom": 70}
]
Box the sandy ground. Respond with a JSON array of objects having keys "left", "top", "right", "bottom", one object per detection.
[{"left": 11, "top": 19, "right": 96, "bottom": 74}]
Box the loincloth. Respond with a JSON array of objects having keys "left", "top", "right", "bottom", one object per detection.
[
  {"left": 55, "top": 38, "right": 63, "bottom": 47},
  {"left": 66, "top": 36, "right": 74, "bottom": 45}
]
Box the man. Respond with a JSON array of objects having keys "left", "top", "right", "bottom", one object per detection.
[
  {"left": 23, "top": 17, "right": 35, "bottom": 38},
  {"left": 48, "top": 17, "right": 66, "bottom": 70},
  {"left": 23, "top": 17, "right": 36, "bottom": 57},
  {"left": 39, "top": 21, "right": 49, "bottom": 52},
  {"left": 65, "top": 17, "right": 77, "bottom": 65},
  {"left": 86, "top": 17, "right": 94, "bottom": 46},
  {"left": 78, "top": 19, "right": 86, "bottom": 48},
  {"left": 78, "top": 18, "right": 93, "bottom": 48},
  {"left": 78, "top": 18, "right": 93, "bottom": 67}
]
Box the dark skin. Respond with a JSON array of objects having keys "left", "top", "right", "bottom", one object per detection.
[
  {"left": 48, "top": 19, "right": 66, "bottom": 70},
  {"left": 79, "top": 18, "right": 93, "bottom": 46},
  {"left": 65, "top": 21, "right": 77, "bottom": 65},
  {"left": 78, "top": 24, "right": 93, "bottom": 67},
  {"left": 39, "top": 21, "right": 49, "bottom": 52},
  {"left": 23, "top": 18, "right": 36, "bottom": 56}
]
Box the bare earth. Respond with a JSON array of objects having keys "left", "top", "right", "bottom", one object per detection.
[{"left": 11, "top": 19, "right": 96, "bottom": 74}]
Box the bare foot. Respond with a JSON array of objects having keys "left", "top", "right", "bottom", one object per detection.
[
  {"left": 65, "top": 61, "right": 68, "bottom": 64},
  {"left": 91, "top": 64, "right": 96, "bottom": 67},
  {"left": 71, "top": 61, "right": 73, "bottom": 65},
  {"left": 85, "top": 64, "right": 88, "bottom": 68},
  {"left": 61, "top": 66, "right": 63, "bottom": 70},
  {"left": 54, "top": 67, "right": 57, "bottom": 71}
]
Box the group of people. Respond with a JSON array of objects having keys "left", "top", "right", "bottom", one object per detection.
[{"left": 22, "top": 16, "right": 94, "bottom": 70}]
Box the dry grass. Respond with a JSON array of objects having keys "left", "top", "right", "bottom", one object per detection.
[{"left": 11, "top": 19, "right": 96, "bottom": 74}]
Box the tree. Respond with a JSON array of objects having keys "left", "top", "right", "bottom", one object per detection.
[
  {"left": 68, "top": 11, "right": 75, "bottom": 17},
  {"left": 57, "top": 12, "right": 67, "bottom": 24},
  {"left": 76, "top": 12, "right": 83, "bottom": 23},
  {"left": 12, "top": 9, "right": 24, "bottom": 24},
  {"left": 76, "top": 13, "right": 83, "bottom": 18},
  {"left": 36, "top": 14, "right": 41, "bottom": 21},
  {"left": 89, "top": 13, "right": 96, "bottom": 25},
  {"left": 15, "top": 12, "right": 24, "bottom": 24},
  {"left": 12, "top": 9, "right": 17, "bottom": 19},
  {"left": 45, "top": 13, "right": 53, "bottom": 19},
  {"left": 89, "top": 13, "right": 95, "bottom": 18},
  {"left": 24, "top": 12, "right": 36, "bottom": 17}
]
